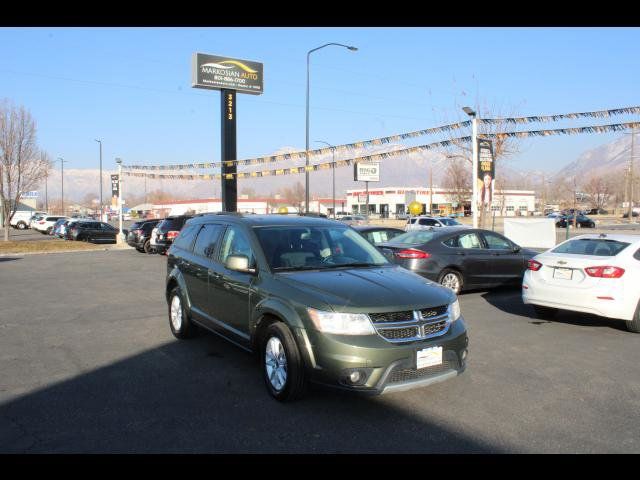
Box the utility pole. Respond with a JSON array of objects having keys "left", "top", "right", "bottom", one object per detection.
[
  {"left": 95, "top": 139, "right": 103, "bottom": 219},
  {"left": 429, "top": 157, "right": 433, "bottom": 215}
]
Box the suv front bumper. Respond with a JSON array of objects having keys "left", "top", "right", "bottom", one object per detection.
[{"left": 302, "top": 317, "right": 468, "bottom": 395}]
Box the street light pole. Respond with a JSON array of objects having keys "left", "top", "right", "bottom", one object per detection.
[
  {"left": 315, "top": 140, "right": 336, "bottom": 218},
  {"left": 463, "top": 107, "right": 479, "bottom": 228},
  {"left": 95, "top": 139, "right": 103, "bottom": 220},
  {"left": 306, "top": 43, "right": 358, "bottom": 213},
  {"left": 116, "top": 158, "right": 123, "bottom": 244},
  {"left": 56, "top": 157, "right": 68, "bottom": 215}
]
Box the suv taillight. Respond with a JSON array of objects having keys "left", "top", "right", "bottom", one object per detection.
[
  {"left": 527, "top": 260, "right": 543, "bottom": 271},
  {"left": 166, "top": 230, "right": 180, "bottom": 240},
  {"left": 395, "top": 248, "right": 431, "bottom": 259},
  {"left": 584, "top": 266, "right": 625, "bottom": 278},
  {"left": 38, "top": 220, "right": 45, "bottom": 224}
]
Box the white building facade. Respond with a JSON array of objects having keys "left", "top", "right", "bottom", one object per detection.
[{"left": 346, "top": 186, "right": 536, "bottom": 218}]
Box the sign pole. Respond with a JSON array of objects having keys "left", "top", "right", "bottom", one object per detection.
[
  {"left": 365, "top": 181, "right": 369, "bottom": 223},
  {"left": 116, "top": 159, "right": 123, "bottom": 245},
  {"left": 221, "top": 89, "right": 237, "bottom": 213}
]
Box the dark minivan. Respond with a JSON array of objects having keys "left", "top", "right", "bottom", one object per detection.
[{"left": 166, "top": 214, "right": 468, "bottom": 401}]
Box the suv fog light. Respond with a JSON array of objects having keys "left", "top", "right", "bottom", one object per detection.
[
  {"left": 340, "top": 368, "right": 371, "bottom": 386},
  {"left": 461, "top": 349, "right": 468, "bottom": 363}
]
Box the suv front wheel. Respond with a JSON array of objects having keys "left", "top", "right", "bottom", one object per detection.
[{"left": 262, "top": 322, "right": 306, "bottom": 402}]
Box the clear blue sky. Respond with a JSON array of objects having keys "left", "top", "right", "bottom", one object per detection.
[{"left": 1, "top": 27, "right": 638, "bottom": 173}]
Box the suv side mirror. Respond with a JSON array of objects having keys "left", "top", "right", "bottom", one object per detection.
[
  {"left": 512, "top": 245, "right": 521, "bottom": 253},
  {"left": 225, "top": 254, "right": 256, "bottom": 273}
]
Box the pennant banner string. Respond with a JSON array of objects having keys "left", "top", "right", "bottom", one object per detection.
[
  {"left": 480, "top": 106, "right": 640, "bottom": 125},
  {"left": 122, "top": 120, "right": 471, "bottom": 171}
]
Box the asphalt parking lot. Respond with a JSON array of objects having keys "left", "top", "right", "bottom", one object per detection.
[{"left": 0, "top": 249, "right": 639, "bottom": 453}]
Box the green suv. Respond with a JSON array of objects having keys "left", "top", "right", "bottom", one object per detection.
[{"left": 166, "top": 214, "right": 469, "bottom": 401}]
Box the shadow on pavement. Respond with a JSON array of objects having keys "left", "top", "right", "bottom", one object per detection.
[
  {"left": 0, "top": 333, "right": 500, "bottom": 454},
  {"left": 480, "top": 286, "right": 628, "bottom": 332},
  {"left": 0, "top": 257, "right": 21, "bottom": 263}
]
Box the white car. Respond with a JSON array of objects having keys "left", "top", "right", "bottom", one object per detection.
[
  {"left": 10, "top": 210, "right": 47, "bottom": 230},
  {"left": 33, "top": 215, "right": 68, "bottom": 234},
  {"left": 405, "top": 216, "right": 464, "bottom": 231},
  {"left": 522, "top": 234, "right": 640, "bottom": 332}
]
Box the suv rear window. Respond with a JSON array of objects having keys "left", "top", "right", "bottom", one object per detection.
[
  {"left": 552, "top": 238, "right": 630, "bottom": 256},
  {"left": 159, "top": 216, "right": 192, "bottom": 231}
]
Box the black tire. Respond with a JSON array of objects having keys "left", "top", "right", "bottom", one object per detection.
[
  {"left": 533, "top": 305, "right": 558, "bottom": 319},
  {"left": 143, "top": 240, "right": 152, "bottom": 254},
  {"left": 437, "top": 268, "right": 463, "bottom": 294},
  {"left": 46, "top": 227, "right": 53, "bottom": 234},
  {"left": 625, "top": 302, "right": 640, "bottom": 333},
  {"left": 168, "top": 287, "right": 198, "bottom": 339},
  {"left": 16, "top": 221, "right": 27, "bottom": 230},
  {"left": 261, "top": 322, "right": 307, "bottom": 402}
]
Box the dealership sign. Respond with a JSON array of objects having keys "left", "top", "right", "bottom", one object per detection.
[
  {"left": 20, "top": 191, "right": 39, "bottom": 199},
  {"left": 191, "top": 53, "right": 264, "bottom": 95},
  {"left": 353, "top": 162, "right": 380, "bottom": 182}
]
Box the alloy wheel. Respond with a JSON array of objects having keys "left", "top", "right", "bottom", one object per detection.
[
  {"left": 170, "top": 295, "right": 183, "bottom": 331},
  {"left": 441, "top": 273, "right": 461, "bottom": 293},
  {"left": 265, "top": 337, "right": 288, "bottom": 392}
]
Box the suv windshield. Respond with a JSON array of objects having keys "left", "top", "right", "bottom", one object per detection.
[{"left": 253, "top": 225, "right": 388, "bottom": 271}]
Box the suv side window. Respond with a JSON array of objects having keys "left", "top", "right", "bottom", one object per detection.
[
  {"left": 419, "top": 218, "right": 437, "bottom": 226},
  {"left": 219, "top": 225, "right": 255, "bottom": 267},
  {"left": 173, "top": 224, "right": 199, "bottom": 251},
  {"left": 634, "top": 248, "right": 640, "bottom": 261},
  {"left": 482, "top": 232, "right": 512, "bottom": 250},
  {"left": 193, "top": 224, "right": 224, "bottom": 258}
]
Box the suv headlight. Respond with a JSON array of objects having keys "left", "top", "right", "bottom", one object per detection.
[
  {"left": 449, "top": 298, "right": 461, "bottom": 322},
  {"left": 307, "top": 308, "right": 376, "bottom": 335}
]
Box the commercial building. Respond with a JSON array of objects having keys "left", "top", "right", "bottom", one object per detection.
[
  {"left": 346, "top": 186, "right": 536, "bottom": 218},
  {"left": 146, "top": 196, "right": 346, "bottom": 218}
]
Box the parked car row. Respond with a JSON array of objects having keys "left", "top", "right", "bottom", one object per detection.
[{"left": 47, "top": 217, "right": 119, "bottom": 243}]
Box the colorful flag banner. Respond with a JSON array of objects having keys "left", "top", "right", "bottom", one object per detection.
[
  {"left": 121, "top": 121, "right": 471, "bottom": 171},
  {"left": 480, "top": 106, "right": 640, "bottom": 125}
]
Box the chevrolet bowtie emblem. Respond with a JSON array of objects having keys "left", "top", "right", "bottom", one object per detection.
[{"left": 557, "top": 261, "right": 567, "bottom": 265}]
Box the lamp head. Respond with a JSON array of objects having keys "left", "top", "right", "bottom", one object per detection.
[
  {"left": 347, "top": 46, "right": 358, "bottom": 51},
  {"left": 462, "top": 106, "right": 476, "bottom": 117}
]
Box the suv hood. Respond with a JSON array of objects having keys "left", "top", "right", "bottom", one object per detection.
[{"left": 275, "top": 265, "right": 455, "bottom": 311}]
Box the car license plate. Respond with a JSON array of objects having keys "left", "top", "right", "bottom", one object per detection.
[
  {"left": 553, "top": 267, "right": 573, "bottom": 280},
  {"left": 417, "top": 346, "right": 442, "bottom": 369}
]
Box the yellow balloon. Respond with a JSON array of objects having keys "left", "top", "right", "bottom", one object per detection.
[
  {"left": 408, "top": 201, "right": 423, "bottom": 216},
  {"left": 277, "top": 206, "right": 289, "bottom": 214}
]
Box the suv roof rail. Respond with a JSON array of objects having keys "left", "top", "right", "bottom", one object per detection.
[{"left": 194, "top": 211, "right": 245, "bottom": 217}]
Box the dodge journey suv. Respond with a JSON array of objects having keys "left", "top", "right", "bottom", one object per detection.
[{"left": 166, "top": 214, "right": 469, "bottom": 401}]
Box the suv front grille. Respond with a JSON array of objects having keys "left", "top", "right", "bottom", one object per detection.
[
  {"left": 369, "top": 311, "right": 414, "bottom": 323},
  {"left": 369, "top": 305, "right": 450, "bottom": 344},
  {"left": 379, "top": 327, "right": 419, "bottom": 340}
]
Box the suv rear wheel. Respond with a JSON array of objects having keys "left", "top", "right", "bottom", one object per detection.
[
  {"left": 262, "top": 322, "right": 306, "bottom": 402},
  {"left": 16, "top": 221, "right": 27, "bottom": 230},
  {"left": 143, "top": 239, "right": 152, "bottom": 254}
]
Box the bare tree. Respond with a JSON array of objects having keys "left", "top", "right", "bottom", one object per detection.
[
  {"left": 279, "top": 181, "right": 305, "bottom": 213},
  {"left": 442, "top": 158, "right": 471, "bottom": 211},
  {"left": 438, "top": 100, "right": 527, "bottom": 226},
  {"left": 0, "top": 100, "right": 50, "bottom": 241},
  {"left": 582, "top": 174, "right": 612, "bottom": 211}
]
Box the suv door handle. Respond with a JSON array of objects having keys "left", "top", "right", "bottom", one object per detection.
[
  {"left": 456, "top": 252, "right": 466, "bottom": 256},
  {"left": 209, "top": 270, "right": 222, "bottom": 279}
]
